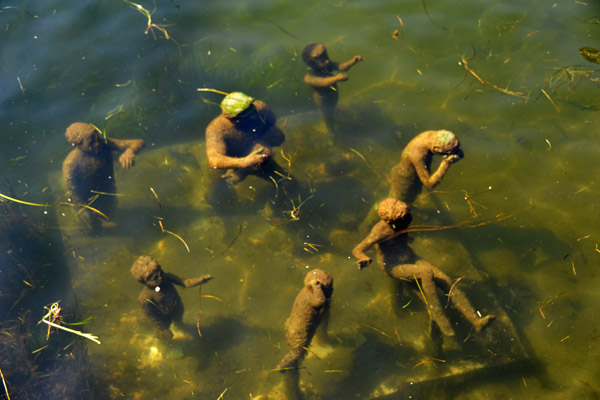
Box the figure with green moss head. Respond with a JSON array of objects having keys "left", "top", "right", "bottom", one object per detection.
[
  {"left": 205, "top": 92, "right": 288, "bottom": 185},
  {"left": 302, "top": 43, "right": 363, "bottom": 133}
]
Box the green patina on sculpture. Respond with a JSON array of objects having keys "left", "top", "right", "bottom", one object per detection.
[{"left": 220, "top": 92, "right": 256, "bottom": 118}]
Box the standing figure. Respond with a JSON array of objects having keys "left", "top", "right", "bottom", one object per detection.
[
  {"left": 130, "top": 255, "right": 213, "bottom": 341},
  {"left": 62, "top": 122, "right": 144, "bottom": 231},
  {"left": 205, "top": 91, "right": 287, "bottom": 185},
  {"left": 277, "top": 269, "right": 334, "bottom": 370},
  {"left": 302, "top": 43, "right": 363, "bottom": 133},
  {"left": 390, "top": 129, "right": 463, "bottom": 205},
  {"left": 352, "top": 198, "right": 493, "bottom": 337}
]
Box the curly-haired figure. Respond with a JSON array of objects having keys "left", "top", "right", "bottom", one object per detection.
[
  {"left": 353, "top": 198, "right": 493, "bottom": 337},
  {"left": 62, "top": 122, "right": 144, "bottom": 231},
  {"left": 130, "top": 255, "right": 213, "bottom": 341}
]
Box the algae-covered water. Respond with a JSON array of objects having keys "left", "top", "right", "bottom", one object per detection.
[{"left": 2, "top": 0, "right": 600, "bottom": 398}]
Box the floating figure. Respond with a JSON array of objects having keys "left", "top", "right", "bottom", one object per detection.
[
  {"left": 390, "top": 129, "right": 463, "bottom": 205},
  {"left": 277, "top": 269, "right": 334, "bottom": 370},
  {"left": 62, "top": 122, "right": 144, "bottom": 232},
  {"left": 301, "top": 43, "right": 363, "bottom": 133},
  {"left": 352, "top": 198, "right": 494, "bottom": 337},
  {"left": 130, "top": 255, "right": 213, "bottom": 341}
]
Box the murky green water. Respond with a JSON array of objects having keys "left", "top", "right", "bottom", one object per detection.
[{"left": 2, "top": 0, "right": 600, "bottom": 398}]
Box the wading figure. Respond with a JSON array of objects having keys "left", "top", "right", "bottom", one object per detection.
[
  {"left": 302, "top": 43, "right": 363, "bottom": 133},
  {"left": 62, "top": 122, "right": 144, "bottom": 232},
  {"left": 206, "top": 92, "right": 287, "bottom": 185},
  {"left": 352, "top": 198, "right": 494, "bottom": 337},
  {"left": 390, "top": 129, "right": 463, "bottom": 205},
  {"left": 130, "top": 255, "right": 213, "bottom": 341},
  {"left": 277, "top": 269, "right": 334, "bottom": 370}
]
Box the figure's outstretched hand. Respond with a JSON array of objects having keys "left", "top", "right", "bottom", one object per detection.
[
  {"left": 353, "top": 55, "right": 364, "bottom": 63},
  {"left": 119, "top": 149, "right": 136, "bottom": 168},
  {"left": 336, "top": 73, "right": 349, "bottom": 82},
  {"left": 357, "top": 257, "right": 372, "bottom": 270}
]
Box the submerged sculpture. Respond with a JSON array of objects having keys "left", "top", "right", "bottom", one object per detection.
[
  {"left": 302, "top": 43, "right": 363, "bottom": 133},
  {"left": 390, "top": 129, "right": 463, "bottom": 205},
  {"left": 277, "top": 269, "right": 334, "bottom": 370},
  {"left": 352, "top": 198, "right": 494, "bottom": 337},
  {"left": 130, "top": 255, "right": 213, "bottom": 341},
  {"left": 205, "top": 92, "right": 288, "bottom": 186},
  {"left": 62, "top": 122, "right": 144, "bottom": 232}
]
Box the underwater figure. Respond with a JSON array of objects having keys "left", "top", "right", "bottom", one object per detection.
[
  {"left": 130, "top": 255, "right": 213, "bottom": 341},
  {"left": 205, "top": 92, "right": 288, "bottom": 186},
  {"left": 390, "top": 129, "right": 463, "bottom": 205},
  {"left": 301, "top": 43, "right": 363, "bottom": 133},
  {"left": 352, "top": 198, "right": 494, "bottom": 337},
  {"left": 277, "top": 269, "right": 334, "bottom": 370},
  {"left": 62, "top": 122, "right": 144, "bottom": 232}
]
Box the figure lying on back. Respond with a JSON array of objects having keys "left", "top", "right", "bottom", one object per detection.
[{"left": 353, "top": 198, "right": 494, "bottom": 337}]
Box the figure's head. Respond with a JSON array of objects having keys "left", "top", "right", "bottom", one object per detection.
[
  {"left": 304, "top": 269, "right": 334, "bottom": 298},
  {"left": 220, "top": 92, "right": 256, "bottom": 120},
  {"left": 431, "top": 130, "right": 463, "bottom": 158},
  {"left": 130, "top": 255, "right": 164, "bottom": 287},
  {"left": 302, "top": 43, "right": 330, "bottom": 70},
  {"left": 65, "top": 122, "right": 102, "bottom": 153},
  {"left": 378, "top": 198, "right": 411, "bottom": 224}
]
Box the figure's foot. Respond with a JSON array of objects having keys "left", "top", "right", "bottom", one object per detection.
[{"left": 474, "top": 314, "right": 496, "bottom": 333}]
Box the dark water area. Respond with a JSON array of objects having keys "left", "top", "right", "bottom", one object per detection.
[{"left": 2, "top": 0, "right": 600, "bottom": 399}]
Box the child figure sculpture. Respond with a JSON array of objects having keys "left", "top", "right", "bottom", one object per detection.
[
  {"left": 277, "top": 269, "right": 334, "bottom": 370},
  {"left": 130, "top": 255, "right": 213, "bottom": 341},
  {"left": 353, "top": 198, "right": 494, "bottom": 337},
  {"left": 302, "top": 43, "right": 363, "bottom": 133},
  {"left": 62, "top": 122, "right": 144, "bottom": 232}
]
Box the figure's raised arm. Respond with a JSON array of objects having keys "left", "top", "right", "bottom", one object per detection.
[
  {"left": 337, "top": 55, "right": 363, "bottom": 71},
  {"left": 165, "top": 272, "right": 213, "bottom": 288},
  {"left": 108, "top": 138, "right": 145, "bottom": 169},
  {"left": 410, "top": 150, "right": 452, "bottom": 189},
  {"left": 352, "top": 221, "right": 391, "bottom": 270}
]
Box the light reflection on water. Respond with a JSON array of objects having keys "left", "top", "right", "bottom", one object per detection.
[{"left": 2, "top": 0, "right": 600, "bottom": 398}]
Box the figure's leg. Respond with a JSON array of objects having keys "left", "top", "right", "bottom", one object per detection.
[
  {"left": 205, "top": 168, "right": 238, "bottom": 213},
  {"left": 256, "top": 159, "right": 300, "bottom": 219},
  {"left": 314, "top": 92, "right": 338, "bottom": 135},
  {"left": 389, "top": 262, "right": 455, "bottom": 336},
  {"left": 429, "top": 263, "right": 495, "bottom": 332}
]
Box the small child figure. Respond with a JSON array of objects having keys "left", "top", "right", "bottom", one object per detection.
[
  {"left": 62, "top": 122, "right": 144, "bottom": 232},
  {"left": 301, "top": 43, "right": 363, "bottom": 133},
  {"left": 277, "top": 269, "right": 334, "bottom": 370},
  {"left": 352, "top": 198, "right": 494, "bottom": 337},
  {"left": 130, "top": 255, "right": 213, "bottom": 342}
]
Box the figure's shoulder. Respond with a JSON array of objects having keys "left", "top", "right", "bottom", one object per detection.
[
  {"left": 206, "top": 115, "right": 232, "bottom": 135},
  {"left": 253, "top": 100, "right": 270, "bottom": 113},
  {"left": 62, "top": 149, "right": 82, "bottom": 168}
]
